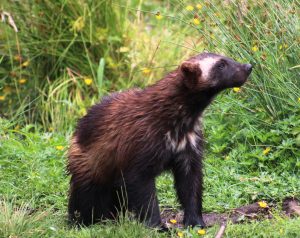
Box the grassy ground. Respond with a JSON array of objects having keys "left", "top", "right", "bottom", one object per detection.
[
  {"left": 0, "top": 0, "right": 299, "bottom": 237},
  {"left": 0, "top": 119, "right": 299, "bottom": 237}
]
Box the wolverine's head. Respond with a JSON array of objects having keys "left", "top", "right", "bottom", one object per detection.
[{"left": 180, "top": 52, "right": 252, "bottom": 92}]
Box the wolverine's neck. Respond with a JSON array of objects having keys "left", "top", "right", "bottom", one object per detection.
[{"left": 144, "top": 71, "right": 216, "bottom": 132}]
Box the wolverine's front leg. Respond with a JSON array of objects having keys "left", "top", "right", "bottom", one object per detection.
[
  {"left": 121, "top": 174, "right": 162, "bottom": 228},
  {"left": 172, "top": 150, "right": 205, "bottom": 228}
]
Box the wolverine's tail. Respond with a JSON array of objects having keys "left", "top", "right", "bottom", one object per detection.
[{"left": 67, "top": 137, "right": 115, "bottom": 226}]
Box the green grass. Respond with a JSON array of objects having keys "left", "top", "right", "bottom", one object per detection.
[
  {"left": 1, "top": 198, "right": 300, "bottom": 238},
  {"left": 1, "top": 119, "right": 299, "bottom": 237}
]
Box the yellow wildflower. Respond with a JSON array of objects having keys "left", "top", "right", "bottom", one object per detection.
[
  {"left": 84, "top": 77, "right": 93, "bottom": 86},
  {"left": 21, "top": 60, "right": 30, "bottom": 67},
  {"left": 197, "top": 229, "right": 206, "bottom": 235},
  {"left": 0, "top": 95, "right": 5, "bottom": 101},
  {"left": 298, "top": 97, "right": 300, "bottom": 102},
  {"left": 233, "top": 87, "right": 241, "bottom": 93},
  {"left": 155, "top": 12, "right": 163, "bottom": 20},
  {"left": 186, "top": 5, "right": 194, "bottom": 11},
  {"left": 177, "top": 231, "right": 184, "bottom": 237},
  {"left": 252, "top": 45, "right": 259, "bottom": 52},
  {"left": 196, "top": 4, "right": 203, "bottom": 10},
  {"left": 119, "top": 46, "right": 130, "bottom": 53},
  {"left": 170, "top": 219, "right": 177, "bottom": 224},
  {"left": 193, "top": 17, "right": 200, "bottom": 25},
  {"left": 18, "top": 78, "right": 27, "bottom": 84},
  {"left": 56, "top": 145, "right": 64, "bottom": 151},
  {"left": 258, "top": 201, "right": 268, "bottom": 208},
  {"left": 263, "top": 147, "right": 271, "bottom": 155},
  {"left": 142, "top": 68, "right": 151, "bottom": 75},
  {"left": 72, "top": 16, "right": 85, "bottom": 32}
]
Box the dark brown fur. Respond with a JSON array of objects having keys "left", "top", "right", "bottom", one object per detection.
[{"left": 67, "top": 52, "right": 252, "bottom": 229}]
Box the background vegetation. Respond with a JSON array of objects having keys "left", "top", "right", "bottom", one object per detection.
[{"left": 0, "top": 0, "right": 299, "bottom": 237}]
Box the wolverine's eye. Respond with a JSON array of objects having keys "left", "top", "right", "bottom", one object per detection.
[{"left": 218, "top": 62, "right": 226, "bottom": 70}]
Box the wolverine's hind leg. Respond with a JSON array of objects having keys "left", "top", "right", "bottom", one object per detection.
[
  {"left": 67, "top": 137, "right": 118, "bottom": 226},
  {"left": 68, "top": 179, "right": 114, "bottom": 226}
]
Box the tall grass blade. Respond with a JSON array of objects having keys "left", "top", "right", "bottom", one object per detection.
[{"left": 97, "top": 57, "right": 105, "bottom": 98}]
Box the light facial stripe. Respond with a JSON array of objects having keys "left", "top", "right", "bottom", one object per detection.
[{"left": 198, "top": 57, "right": 219, "bottom": 80}]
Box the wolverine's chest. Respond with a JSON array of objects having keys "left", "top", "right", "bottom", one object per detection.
[{"left": 164, "top": 120, "right": 203, "bottom": 154}]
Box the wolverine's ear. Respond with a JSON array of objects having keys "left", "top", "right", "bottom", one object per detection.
[{"left": 180, "top": 61, "right": 202, "bottom": 89}]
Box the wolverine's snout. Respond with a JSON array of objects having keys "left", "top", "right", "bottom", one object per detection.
[{"left": 244, "top": 64, "right": 253, "bottom": 75}]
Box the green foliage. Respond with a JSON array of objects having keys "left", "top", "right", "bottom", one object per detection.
[
  {"left": 1, "top": 0, "right": 132, "bottom": 129},
  {"left": 0, "top": 118, "right": 68, "bottom": 209},
  {"left": 0, "top": 200, "right": 166, "bottom": 238},
  {"left": 205, "top": 93, "right": 300, "bottom": 172}
]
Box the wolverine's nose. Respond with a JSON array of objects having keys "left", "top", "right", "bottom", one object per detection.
[{"left": 244, "top": 64, "right": 253, "bottom": 75}]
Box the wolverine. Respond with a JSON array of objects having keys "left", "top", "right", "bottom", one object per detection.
[{"left": 67, "top": 52, "right": 253, "bottom": 229}]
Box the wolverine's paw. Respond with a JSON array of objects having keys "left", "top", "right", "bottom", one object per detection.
[{"left": 184, "top": 216, "right": 206, "bottom": 228}]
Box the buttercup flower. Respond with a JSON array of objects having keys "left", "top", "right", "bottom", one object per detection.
[
  {"left": 21, "top": 60, "right": 30, "bottom": 67},
  {"left": 263, "top": 147, "right": 271, "bottom": 155},
  {"left": 252, "top": 45, "right": 258, "bottom": 52},
  {"left": 170, "top": 219, "right": 177, "bottom": 224},
  {"left": 0, "top": 95, "right": 5, "bottom": 101},
  {"left": 193, "top": 17, "right": 200, "bottom": 25},
  {"left": 258, "top": 201, "right": 268, "bottom": 208},
  {"left": 142, "top": 68, "right": 151, "bottom": 75},
  {"left": 155, "top": 12, "right": 163, "bottom": 20},
  {"left": 196, "top": 4, "right": 203, "bottom": 10},
  {"left": 18, "top": 78, "right": 27, "bottom": 84},
  {"left": 84, "top": 77, "right": 93, "bottom": 86},
  {"left": 186, "top": 5, "right": 194, "bottom": 11},
  {"left": 233, "top": 87, "right": 241, "bottom": 92},
  {"left": 56, "top": 145, "right": 64, "bottom": 151},
  {"left": 198, "top": 229, "right": 206, "bottom": 235},
  {"left": 177, "top": 231, "right": 184, "bottom": 237}
]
